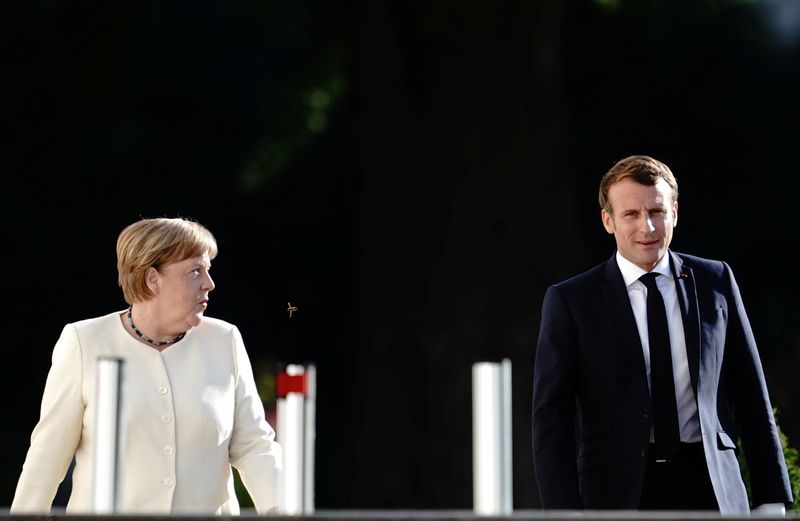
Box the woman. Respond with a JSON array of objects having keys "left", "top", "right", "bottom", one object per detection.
[{"left": 10, "top": 217, "right": 282, "bottom": 514}]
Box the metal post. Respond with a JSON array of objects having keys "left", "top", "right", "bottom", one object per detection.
[
  {"left": 472, "top": 358, "right": 513, "bottom": 515},
  {"left": 500, "top": 358, "right": 513, "bottom": 514},
  {"left": 276, "top": 363, "right": 315, "bottom": 515},
  {"left": 303, "top": 364, "right": 316, "bottom": 514},
  {"left": 92, "top": 357, "right": 124, "bottom": 514}
]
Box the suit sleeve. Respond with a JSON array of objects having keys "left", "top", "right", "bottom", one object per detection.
[
  {"left": 721, "top": 263, "right": 792, "bottom": 507},
  {"left": 532, "top": 285, "right": 582, "bottom": 509},
  {"left": 11, "top": 324, "right": 85, "bottom": 513},
  {"left": 228, "top": 326, "right": 283, "bottom": 514}
]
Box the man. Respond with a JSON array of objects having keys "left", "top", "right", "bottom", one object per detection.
[{"left": 532, "top": 155, "right": 792, "bottom": 513}]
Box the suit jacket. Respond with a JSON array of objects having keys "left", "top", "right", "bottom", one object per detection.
[
  {"left": 11, "top": 311, "right": 282, "bottom": 514},
  {"left": 532, "top": 251, "right": 792, "bottom": 513}
]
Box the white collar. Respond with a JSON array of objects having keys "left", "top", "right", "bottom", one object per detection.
[{"left": 615, "top": 250, "right": 673, "bottom": 288}]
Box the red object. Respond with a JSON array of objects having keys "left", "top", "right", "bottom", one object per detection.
[{"left": 277, "top": 371, "right": 307, "bottom": 397}]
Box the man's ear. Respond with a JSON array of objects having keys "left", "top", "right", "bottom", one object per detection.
[
  {"left": 601, "top": 208, "right": 615, "bottom": 235},
  {"left": 673, "top": 200, "right": 678, "bottom": 228},
  {"left": 145, "top": 267, "right": 160, "bottom": 295}
]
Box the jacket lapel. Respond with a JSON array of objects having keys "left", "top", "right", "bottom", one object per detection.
[
  {"left": 670, "top": 252, "right": 701, "bottom": 394},
  {"left": 601, "top": 255, "right": 649, "bottom": 391}
]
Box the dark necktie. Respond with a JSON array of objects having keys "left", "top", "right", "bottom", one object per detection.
[{"left": 640, "top": 272, "right": 680, "bottom": 460}]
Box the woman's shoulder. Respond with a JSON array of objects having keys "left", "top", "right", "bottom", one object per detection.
[
  {"left": 187, "top": 316, "right": 245, "bottom": 353},
  {"left": 195, "top": 315, "right": 239, "bottom": 336},
  {"left": 67, "top": 310, "right": 126, "bottom": 334},
  {"left": 51, "top": 311, "right": 127, "bottom": 358}
]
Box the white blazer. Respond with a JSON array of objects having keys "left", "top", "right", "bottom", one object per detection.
[{"left": 10, "top": 311, "right": 282, "bottom": 514}]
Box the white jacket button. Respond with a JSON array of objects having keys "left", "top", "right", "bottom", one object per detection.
[
  {"left": 163, "top": 446, "right": 174, "bottom": 455},
  {"left": 161, "top": 415, "right": 172, "bottom": 423},
  {"left": 158, "top": 386, "right": 169, "bottom": 395},
  {"left": 163, "top": 478, "right": 175, "bottom": 487}
]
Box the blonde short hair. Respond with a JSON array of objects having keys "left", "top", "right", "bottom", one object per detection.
[{"left": 116, "top": 217, "right": 218, "bottom": 304}]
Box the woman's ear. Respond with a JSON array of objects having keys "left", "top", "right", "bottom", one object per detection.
[{"left": 145, "top": 267, "right": 161, "bottom": 295}]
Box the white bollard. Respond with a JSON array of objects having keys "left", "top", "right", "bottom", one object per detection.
[
  {"left": 276, "top": 363, "right": 316, "bottom": 515},
  {"left": 500, "top": 358, "right": 512, "bottom": 513},
  {"left": 472, "top": 358, "right": 513, "bottom": 515},
  {"left": 303, "top": 365, "right": 316, "bottom": 514},
  {"left": 92, "top": 357, "right": 124, "bottom": 514}
]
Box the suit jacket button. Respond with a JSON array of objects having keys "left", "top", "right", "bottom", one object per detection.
[
  {"left": 640, "top": 449, "right": 647, "bottom": 457},
  {"left": 643, "top": 409, "right": 649, "bottom": 419}
]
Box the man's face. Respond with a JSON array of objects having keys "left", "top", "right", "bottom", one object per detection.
[{"left": 601, "top": 177, "right": 677, "bottom": 271}]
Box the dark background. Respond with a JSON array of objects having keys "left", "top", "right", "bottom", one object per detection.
[{"left": 3, "top": 0, "right": 800, "bottom": 510}]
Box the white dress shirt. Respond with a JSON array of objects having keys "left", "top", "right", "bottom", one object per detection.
[
  {"left": 616, "top": 252, "right": 701, "bottom": 443},
  {"left": 617, "top": 252, "right": 786, "bottom": 514},
  {"left": 11, "top": 311, "right": 282, "bottom": 514}
]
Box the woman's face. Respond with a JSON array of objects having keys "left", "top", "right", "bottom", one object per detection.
[{"left": 152, "top": 251, "right": 215, "bottom": 332}]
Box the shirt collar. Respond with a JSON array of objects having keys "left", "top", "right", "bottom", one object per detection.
[{"left": 615, "top": 250, "right": 673, "bottom": 288}]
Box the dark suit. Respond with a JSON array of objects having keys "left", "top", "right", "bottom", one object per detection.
[{"left": 532, "top": 250, "right": 792, "bottom": 513}]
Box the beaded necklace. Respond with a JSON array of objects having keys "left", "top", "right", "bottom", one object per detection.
[{"left": 127, "top": 307, "right": 186, "bottom": 347}]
